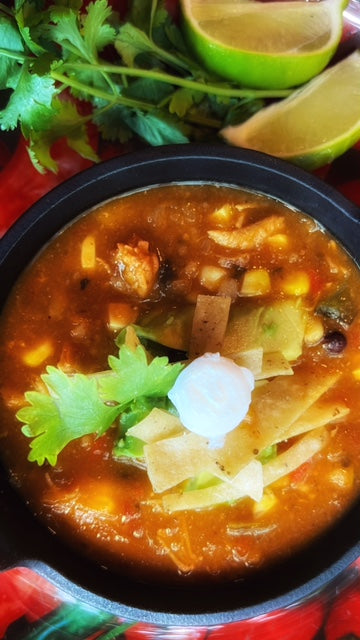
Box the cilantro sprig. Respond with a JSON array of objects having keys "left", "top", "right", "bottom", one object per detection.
[
  {"left": 17, "top": 343, "right": 183, "bottom": 466},
  {"left": 0, "top": 0, "right": 291, "bottom": 172}
]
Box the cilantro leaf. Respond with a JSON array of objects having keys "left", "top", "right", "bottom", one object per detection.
[
  {"left": 93, "top": 102, "right": 133, "bottom": 143},
  {"left": 28, "top": 98, "right": 99, "bottom": 172},
  {"left": 99, "top": 344, "right": 183, "bottom": 407},
  {"left": 0, "top": 0, "right": 289, "bottom": 171},
  {"left": 120, "top": 395, "right": 174, "bottom": 431},
  {"left": 17, "top": 366, "right": 119, "bottom": 466},
  {"left": 17, "top": 344, "right": 183, "bottom": 465},
  {"left": 113, "top": 435, "right": 145, "bottom": 459},
  {"left": 0, "top": 16, "right": 24, "bottom": 90},
  {"left": 0, "top": 63, "right": 56, "bottom": 131},
  {"left": 50, "top": 0, "right": 116, "bottom": 62},
  {"left": 115, "top": 22, "right": 188, "bottom": 73},
  {"left": 119, "top": 108, "right": 189, "bottom": 146},
  {"left": 169, "top": 87, "right": 203, "bottom": 119},
  {"left": 82, "top": 0, "right": 116, "bottom": 57},
  {"left": 14, "top": 1, "right": 48, "bottom": 56}
]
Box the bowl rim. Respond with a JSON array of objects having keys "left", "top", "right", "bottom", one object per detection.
[{"left": 1, "top": 143, "right": 360, "bottom": 626}]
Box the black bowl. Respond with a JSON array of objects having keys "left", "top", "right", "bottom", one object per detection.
[{"left": 1, "top": 144, "right": 360, "bottom": 626}]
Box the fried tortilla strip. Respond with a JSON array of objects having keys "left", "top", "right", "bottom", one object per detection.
[
  {"left": 127, "top": 408, "right": 184, "bottom": 443},
  {"left": 144, "top": 431, "right": 226, "bottom": 493},
  {"left": 189, "top": 294, "right": 231, "bottom": 358},
  {"left": 257, "top": 351, "right": 293, "bottom": 380},
  {"left": 161, "top": 460, "right": 263, "bottom": 513},
  {"left": 280, "top": 400, "right": 349, "bottom": 442},
  {"left": 233, "top": 347, "right": 263, "bottom": 377},
  {"left": 205, "top": 369, "right": 340, "bottom": 479},
  {"left": 222, "top": 300, "right": 308, "bottom": 362},
  {"left": 263, "top": 428, "right": 329, "bottom": 487}
]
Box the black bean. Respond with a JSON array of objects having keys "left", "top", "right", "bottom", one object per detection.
[{"left": 323, "top": 330, "right": 347, "bottom": 355}]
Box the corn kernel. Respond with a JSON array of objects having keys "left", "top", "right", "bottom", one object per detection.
[
  {"left": 23, "top": 341, "right": 54, "bottom": 367},
  {"left": 81, "top": 235, "right": 96, "bottom": 269},
  {"left": 280, "top": 270, "right": 310, "bottom": 296},
  {"left": 108, "top": 302, "right": 138, "bottom": 330},
  {"left": 200, "top": 265, "right": 227, "bottom": 291},
  {"left": 240, "top": 269, "right": 271, "bottom": 296},
  {"left": 253, "top": 489, "right": 277, "bottom": 516},
  {"left": 304, "top": 316, "right": 324, "bottom": 346},
  {"left": 353, "top": 368, "right": 360, "bottom": 381},
  {"left": 328, "top": 466, "right": 354, "bottom": 489},
  {"left": 266, "top": 233, "right": 289, "bottom": 249}
]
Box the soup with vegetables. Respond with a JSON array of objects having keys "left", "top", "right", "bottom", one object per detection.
[{"left": 1, "top": 183, "right": 360, "bottom": 584}]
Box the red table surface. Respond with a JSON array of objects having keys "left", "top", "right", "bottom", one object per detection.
[{"left": 1, "top": 3, "right": 360, "bottom": 639}]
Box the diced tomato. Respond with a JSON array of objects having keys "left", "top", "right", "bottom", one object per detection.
[
  {"left": 290, "top": 461, "right": 312, "bottom": 486},
  {"left": 307, "top": 268, "right": 327, "bottom": 301}
]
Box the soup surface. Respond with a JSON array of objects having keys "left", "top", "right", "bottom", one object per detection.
[{"left": 1, "top": 183, "right": 360, "bottom": 584}]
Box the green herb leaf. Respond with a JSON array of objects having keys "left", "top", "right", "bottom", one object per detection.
[
  {"left": 113, "top": 435, "right": 145, "bottom": 459},
  {"left": 120, "top": 395, "right": 174, "bottom": 431},
  {"left": 14, "top": 0, "right": 48, "bottom": 56},
  {"left": 119, "top": 108, "right": 189, "bottom": 145},
  {"left": 17, "top": 366, "right": 119, "bottom": 466},
  {"left": 0, "top": 0, "right": 291, "bottom": 170},
  {"left": 17, "top": 343, "right": 183, "bottom": 465},
  {"left": 0, "top": 16, "right": 25, "bottom": 89},
  {"left": 28, "top": 98, "right": 99, "bottom": 172},
  {"left": 0, "top": 64, "right": 56, "bottom": 131},
  {"left": 100, "top": 344, "right": 184, "bottom": 406}
]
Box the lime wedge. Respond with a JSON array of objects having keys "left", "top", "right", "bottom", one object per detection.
[
  {"left": 180, "top": 0, "right": 347, "bottom": 89},
  {"left": 221, "top": 50, "right": 360, "bottom": 170}
]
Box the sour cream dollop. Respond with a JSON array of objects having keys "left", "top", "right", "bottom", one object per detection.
[{"left": 168, "top": 352, "right": 254, "bottom": 444}]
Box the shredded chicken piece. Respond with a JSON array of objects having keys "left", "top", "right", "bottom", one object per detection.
[
  {"left": 208, "top": 215, "right": 285, "bottom": 250},
  {"left": 113, "top": 240, "right": 159, "bottom": 298}
]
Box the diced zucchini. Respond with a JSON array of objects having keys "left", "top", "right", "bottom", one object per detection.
[
  {"left": 223, "top": 300, "right": 308, "bottom": 362},
  {"left": 316, "top": 284, "right": 358, "bottom": 327}
]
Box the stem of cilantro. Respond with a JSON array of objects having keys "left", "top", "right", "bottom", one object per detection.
[
  {"left": 0, "top": 48, "right": 291, "bottom": 101},
  {"left": 59, "top": 61, "right": 292, "bottom": 100},
  {"left": 51, "top": 69, "right": 223, "bottom": 129},
  {"left": 0, "top": 48, "right": 27, "bottom": 62},
  {"left": 50, "top": 70, "right": 155, "bottom": 112}
]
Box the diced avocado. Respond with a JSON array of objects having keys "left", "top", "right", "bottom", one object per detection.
[
  {"left": 222, "top": 299, "right": 308, "bottom": 362},
  {"left": 134, "top": 306, "right": 195, "bottom": 352},
  {"left": 316, "top": 284, "right": 358, "bottom": 327}
]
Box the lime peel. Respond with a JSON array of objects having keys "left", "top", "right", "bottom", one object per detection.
[
  {"left": 221, "top": 50, "right": 360, "bottom": 171},
  {"left": 180, "top": 0, "right": 348, "bottom": 89}
]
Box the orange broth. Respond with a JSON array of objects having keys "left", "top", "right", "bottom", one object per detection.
[{"left": 1, "top": 183, "right": 360, "bottom": 584}]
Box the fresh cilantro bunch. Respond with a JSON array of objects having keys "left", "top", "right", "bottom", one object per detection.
[
  {"left": 17, "top": 343, "right": 183, "bottom": 466},
  {"left": 0, "top": 0, "right": 290, "bottom": 172}
]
